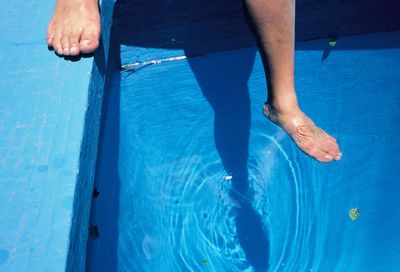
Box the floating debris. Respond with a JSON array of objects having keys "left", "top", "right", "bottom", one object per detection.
[
  {"left": 92, "top": 187, "right": 100, "bottom": 198},
  {"left": 89, "top": 225, "right": 100, "bottom": 239},
  {"left": 329, "top": 38, "right": 337, "bottom": 47},
  {"left": 224, "top": 175, "right": 233, "bottom": 181},
  {"left": 142, "top": 234, "right": 160, "bottom": 260},
  {"left": 349, "top": 208, "right": 360, "bottom": 221},
  {"left": 201, "top": 259, "right": 208, "bottom": 265}
]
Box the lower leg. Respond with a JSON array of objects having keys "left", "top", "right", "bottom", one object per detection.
[
  {"left": 244, "top": 0, "right": 298, "bottom": 111},
  {"left": 244, "top": 0, "right": 341, "bottom": 162}
]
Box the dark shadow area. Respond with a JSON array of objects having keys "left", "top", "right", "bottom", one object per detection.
[
  {"left": 295, "top": 0, "right": 400, "bottom": 44},
  {"left": 66, "top": 11, "right": 121, "bottom": 269},
  {"left": 187, "top": 49, "right": 270, "bottom": 271},
  {"left": 115, "top": 0, "right": 254, "bottom": 57},
  {"left": 295, "top": 30, "right": 400, "bottom": 51},
  {"left": 47, "top": 46, "right": 95, "bottom": 61},
  {"left": 85, "top": 24, "right": 121, "bottom": 272},
  {"left": 86, "top": 72, "right": 121, "bottom": 272},
  {"left": 115, "top": 0, "right": 400, "bottom": 54}
]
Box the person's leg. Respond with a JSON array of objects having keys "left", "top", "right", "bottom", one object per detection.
[
  {"left": 243, "top": 0, "right": 341, "bottom": 162},
  {"left": 47, "top": 0, "right": 100, "bottom": 56}
]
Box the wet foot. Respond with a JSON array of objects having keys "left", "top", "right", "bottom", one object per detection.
[
  {"left": 263, "top": 102, "right": 342, "bottom": 162},
  {"left": 47, "top": 0, "right": 100, "bottom": 56}
]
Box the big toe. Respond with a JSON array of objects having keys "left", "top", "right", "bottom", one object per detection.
[
  {"left": 79, "top": 30, "right": 100, "bottom": 54},
  {"left": 322, "top": 135, "right": 342, "bottom": 160},
  {"left": 309, "top": 138, "right": 341, "bottom": 163},
  {"left": 311, "top": 149, "right": 335, "bottom": 163}
]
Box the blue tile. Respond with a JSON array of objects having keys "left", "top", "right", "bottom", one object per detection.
[{"left": 0, "top": 0, "right": 115, "bottom": 271}]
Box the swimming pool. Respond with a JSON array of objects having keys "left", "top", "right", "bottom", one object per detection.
[{"left": 86, "top": 28, "right": 400, "bottom": 271}]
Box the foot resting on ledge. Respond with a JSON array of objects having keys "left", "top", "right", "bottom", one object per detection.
[
  {"left": 263, "top": 103, "right": 342, "bottom": 163},
  {"left": 47, "top": 0, "right": 100, "bottom": 56}
]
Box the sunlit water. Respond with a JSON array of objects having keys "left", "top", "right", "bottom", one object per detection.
[{"left": 88, "top": 34, "right": 400, "bottom": 272}]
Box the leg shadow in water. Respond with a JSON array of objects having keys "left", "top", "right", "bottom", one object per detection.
[
  {"left": 186, "top": 48, "right": 270, "bottom": 271},
  {"left": 86, "top": 71, "right": 121, "bottom": 272}
]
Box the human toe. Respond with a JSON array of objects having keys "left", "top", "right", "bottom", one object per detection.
[
  {"left": 47, "top": 23, "right": 55, "bottom": 47},
  {"left": 323, "top": 142, "right": 342, "bottom": 160},
  {"left": 53, "top": 32, "right": 64, "bottom": 55},
  {"left": 68, "top": 33, "right": 80, "bottom": 56},
  {"left": 311, "top": 149, "right": 335, "bottom": 163},
  {"left": 61, "top": 35, "right": 70, "bottom": 56},
  {"left": 79, "top": 30, "right": 100, "bottom": 54},
  {"left": 47, "top": 33, "right": 54, "bottom": 47},
  {"left": 327, "top": 138, "right": 341, "bottom": 159}
]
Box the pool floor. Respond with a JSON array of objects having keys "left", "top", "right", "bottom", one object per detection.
[{"left": 87, "top": 31, "right": 400, "bottom": 271}]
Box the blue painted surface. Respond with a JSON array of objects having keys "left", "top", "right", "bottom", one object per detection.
[
  {"left": 0, "top": 0, "right": 398, "bottom": 271},
  {"left": 0, "top": 0, "right": 115, "bottom": 271},
  {"left": 88, "top": 31, "right": 400, "bottom": 271},
  {"left": 115, "top": 0, "right": 400, "bottom": 61},
  {"left": 66, "top": 0, "right": 118, "bottom": 270}
]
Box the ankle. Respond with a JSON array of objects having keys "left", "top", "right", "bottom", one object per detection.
[{"left": 266, "top": 96, "right": 299, "bottom": 115}]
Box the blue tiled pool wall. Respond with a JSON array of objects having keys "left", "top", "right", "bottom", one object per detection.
[
  {"left": 85, "top": 0, "right": 400, "bottom": 271},
  {"left": 88, "top": 31, "right": 400, "bottom": 271},
  {"left": 115, "top": 0, "right": 400, "bottom": 66},
  {"left": 66, "top": 0, "right": 119, "bottom": 271}
]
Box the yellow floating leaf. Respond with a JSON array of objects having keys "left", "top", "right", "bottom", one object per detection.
[{"left": 349, "top": 208, "right": 360, "bottom": 221}]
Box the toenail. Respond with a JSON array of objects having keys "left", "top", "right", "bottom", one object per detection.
[
  {"left": 324, "top": 154, "right": 333, "bottom": 160},
  {"left": 81, "top": 39, "right": 91, "bottom": 46},
  {"left": 70, "top": 46, "right": 77, "bottom": 52}
]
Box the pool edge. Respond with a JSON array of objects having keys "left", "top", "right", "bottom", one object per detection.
[{"left": 65, "top": 1, "right": 118, "bottom": 271}]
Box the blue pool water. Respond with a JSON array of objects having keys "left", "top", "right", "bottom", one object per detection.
[{"left": 87, "top": 31, "right": 400, "bottom": 271}]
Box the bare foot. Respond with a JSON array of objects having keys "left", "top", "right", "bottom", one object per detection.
[
  {"left": 47, "top": 0, "right": 100, "bottom": 56},
  {"left": 263, "top": 103, "right": 342, "bottom": 162}
]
